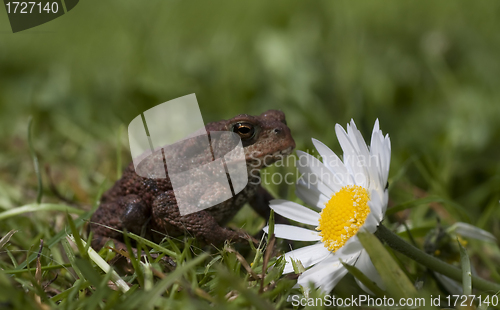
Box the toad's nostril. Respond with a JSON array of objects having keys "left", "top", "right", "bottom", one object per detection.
[{"left": 273, "top": 128, "right": 281, "bottom": 134}]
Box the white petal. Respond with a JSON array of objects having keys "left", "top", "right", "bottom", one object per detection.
[
  {"left": 282, "top": 243, "right": 331, "bottom": 274},
  {"left": 296, "top": 176, "right": 332, "bottom": 203},
  {"left": 335, "top": 236, "right": 364, "bottom": 256},
  {"left": 354, "top": 250, "right": 386, "bottom": 294},
  {"left": 372, "top": 119, "right": 380, "bottom": 133},
  {"left": 335, "top": 124, "right": 368, "bottom": 187},
  {"left": 311, "top": 138, "right": 353, "bottom": 184},
  {"left": 298, "top": 253, "right": 358, "bottom": 293},
  {"left": 362, "top": 212, "right": 380, "bottom": 234},
  {"left": 348, "top": 120, "right": 370, "bottom": 158},
  {"left": 368, "top": 188, "right": 384, "bottom": 222},
  {"left": 369, "top": 122, "right": 391, "bottom": 188},
  {"left": 349, "top": 120, "right": 381, "bottom": 193},
  {"left": 370, "top": 120, "right": 382, "bottom": 155},
  {"left": 295, "top": 164, "right": 335, "bottom": 200},
  {"left": 296, "top": 180, "right": 329, "bottom": 210},
  {"left": 346, "top": 121, "right": 361, "bottom": 153},
  {"left": 270, "top": 200, "right": 320, "bottom": 226},
  {"left": 263, "top": 224, "right": 321, "bottom": 241},
  {"left": 380, "top": 189, "right": 389, "bottom": 216},
  {"left": 382, "top": 135, "right": 391, "bottom": 185},
  {"left": 377, "top": 136, "right": 391, "bottom": 187},
  {"left": 296, "top": 151, "right": 343, "bottom": 193},
  {"left": 369, "top": 127, "right": 388, "bottom": 189}
]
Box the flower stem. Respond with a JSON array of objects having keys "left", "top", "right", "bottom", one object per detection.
[{"left": 375, "top": 224, "right": 500, "bottom": 293}]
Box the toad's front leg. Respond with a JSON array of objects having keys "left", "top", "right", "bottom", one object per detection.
[
  {"left": 90, "top": 195, "right": 176, "bottom": 267},
  {"left": 150, "top": 192, "right": 253, "bottom": 246},
  {"left": 90, "top": 194, "right": 152, "bottom": 250}
]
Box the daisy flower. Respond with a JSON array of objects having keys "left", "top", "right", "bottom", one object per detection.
[{"left": 263, "top": 119, "right": 391, "bottom": 294}]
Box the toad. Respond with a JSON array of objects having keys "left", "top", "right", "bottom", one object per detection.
[{"left": 90, "top": 110, "right": 295, "bottom": 250}]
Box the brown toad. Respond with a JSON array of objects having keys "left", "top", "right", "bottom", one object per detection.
[{"left": 90, "top": 110, "right": 295, "bottom": 250}]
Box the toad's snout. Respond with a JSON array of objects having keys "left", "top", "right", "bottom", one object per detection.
[{"left": 272, "top": 122, "right": 296, "bottom": 152}]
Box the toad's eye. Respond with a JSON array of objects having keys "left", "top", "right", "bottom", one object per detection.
[{"left": 232, "top": 122, "right": 256, "bottom": 140}]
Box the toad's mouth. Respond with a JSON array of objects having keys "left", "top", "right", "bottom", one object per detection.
[
  {"left": 275, "top": 146, "right": 294, "bottom": 157},
  {"left": 246, "top": 146, "right": 294, "bottom": 169}
]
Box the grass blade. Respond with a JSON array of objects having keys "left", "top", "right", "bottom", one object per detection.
[
  {"left": 27, "top": 116, "right": 43, "bottom": 204},
  {"left": 67, "top": 235, "right": 130, "bottom": 293},
  {"left": 0, "top": 229, "right": 17, "bottom": 249},
  {"left": 357, "top": 231, "right": 417, "bottom": 299},
  {"left": 130, "top": 253, "right": 208, "bottom": 309},
  {"left": 340, "top": 259, "right": 387, "bottom": 297},
  {"left": 0, "top": 203, "right": 84, "bottom": 221},
  {"left": 458, "top": 238, "right": 472, "bottom": 295}
]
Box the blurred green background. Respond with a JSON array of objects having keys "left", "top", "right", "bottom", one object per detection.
[{"left": 1, "top": 1, "right": 500, "bottom": 233}]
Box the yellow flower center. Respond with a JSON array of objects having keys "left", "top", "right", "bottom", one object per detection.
[{"left": 316, "top": 185, "right": 370, "bottom": 252}]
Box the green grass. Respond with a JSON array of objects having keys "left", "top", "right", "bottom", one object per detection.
[{"left": 1, "top": 1, "right": 500, "bottom": 309}]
